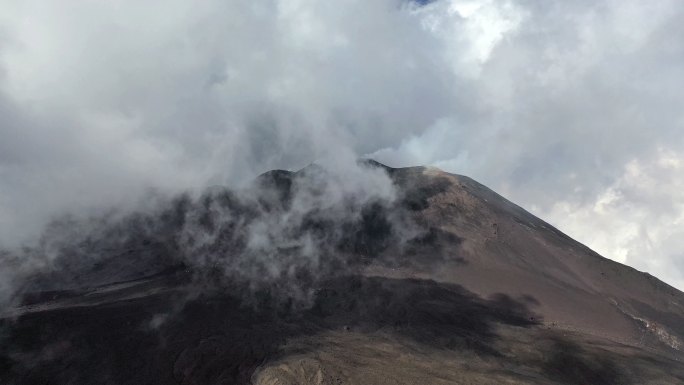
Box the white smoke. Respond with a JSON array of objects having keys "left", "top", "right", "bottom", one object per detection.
[{"left": 0, "top": 158, "right": 420, "bottom": 310}]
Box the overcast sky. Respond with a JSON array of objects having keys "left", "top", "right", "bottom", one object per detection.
[{"left": 1, "top": 0, "right": 683, "bottom": 288}]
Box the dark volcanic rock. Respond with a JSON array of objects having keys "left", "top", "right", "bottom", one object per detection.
[{"left": 2, "top": 162, "right": 684, "bottom": 384}]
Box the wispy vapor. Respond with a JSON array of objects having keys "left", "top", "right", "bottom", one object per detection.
[{"left": 1, "top": 159, "right": 422, "bottom": 309}]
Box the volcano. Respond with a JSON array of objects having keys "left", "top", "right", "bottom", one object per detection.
[{"left": 1, "top": 162, "right": 683, "bottom": 384}]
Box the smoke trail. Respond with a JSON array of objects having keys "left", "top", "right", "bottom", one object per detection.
[{"left": 1, "top": 159, "right": 421, "bottom": 310}]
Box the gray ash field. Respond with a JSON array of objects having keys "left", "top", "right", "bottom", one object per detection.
[{"left": 1, "top": 162, "right": 683, "bottom": 384}]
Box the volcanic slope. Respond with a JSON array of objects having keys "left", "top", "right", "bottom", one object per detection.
[{"left": 1, "top": 162, "right": 684, "bottom": 385}]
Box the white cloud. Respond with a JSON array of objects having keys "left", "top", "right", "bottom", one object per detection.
[
  {"left": 0, "top": 0, "right": 683, "bottom": 288},
  {"left": 539, "top": 149, "right": 684, "bottom": 289}
]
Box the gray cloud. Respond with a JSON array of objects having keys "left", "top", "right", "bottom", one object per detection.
[{"left": 1, "top": 0, "right": 683, "bottom": 288}]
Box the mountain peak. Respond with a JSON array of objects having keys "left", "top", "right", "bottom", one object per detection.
[{"left": 2, "top": 164, "right": 683, "bottom": 384}]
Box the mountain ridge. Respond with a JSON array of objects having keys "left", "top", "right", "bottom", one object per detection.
[{"left": 1, "top": 161, "right": 683, "bottom": 384}]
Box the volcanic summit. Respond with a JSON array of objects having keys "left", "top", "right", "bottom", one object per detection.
[{"left": 1, "top": 161, "right": 683, "bottom": 384}]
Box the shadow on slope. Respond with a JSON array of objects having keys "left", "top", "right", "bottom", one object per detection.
[
  {"left": 0, "top": 276, "right": 539, "bottom": 385},
  {"left": 540, "top": 338, "right": 627, "bottom": 385}
]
